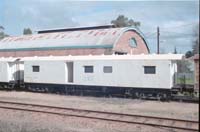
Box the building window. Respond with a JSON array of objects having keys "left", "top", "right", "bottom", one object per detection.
[
  {"left": 129, "top": 38, "right": 137, "bottom": 47},
  {"left": 115, "top": 52, "right": 127, "bottom": 55},
  {"left": 103, "top": 66, "right": 112, "bottom": 73},
  {"left": 144, "top": 66, "right": 156, "bottom": 74},
  {"left": 84, "top": 66, "right": 93, "bottom": 73},
  {"left": 32, "top": 66, "right": 40, "bottom": 72}
]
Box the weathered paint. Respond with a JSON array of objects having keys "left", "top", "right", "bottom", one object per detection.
[
  {"left": 0, "top": 27, "right": 150, "bottom": 57},
  {"left": 0, "top": 44, "right": 113, "bottom": 51},
  {"left": 0, "top": 48, "right": 111, "bottom": 57},
  {"left": 0, "top": 60, "right": 23, "bottom": 82},
  {"left": 23, "top": 55, "right": 182, "bottom": 89},
  {"left": 113, "top": 30, "right": 149, "bottom": 54}
]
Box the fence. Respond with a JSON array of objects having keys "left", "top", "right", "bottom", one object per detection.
[{"left": 176, "top": 72, "right": 194, "bottom": 85}]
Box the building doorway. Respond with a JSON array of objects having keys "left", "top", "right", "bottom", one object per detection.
[{"left": 66, "top": 62, "right": 73, "bottom": 83}]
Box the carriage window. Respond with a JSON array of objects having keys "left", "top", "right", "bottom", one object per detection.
[
  {"left": 84, "top": 66, "right": 93, "bottom": 73},
  {"left": 32, "top": 66, "right": 40, "bottom": 72},
  {"left": 144, "top": 66, "right": 156, "bottom": 74},
  {"left": 103, "top": 66, "right": 112, "bottom": 73}
]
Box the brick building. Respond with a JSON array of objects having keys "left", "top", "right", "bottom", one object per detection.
[{"left": 0, "top": 25, "right": 150, "bottom": 57}]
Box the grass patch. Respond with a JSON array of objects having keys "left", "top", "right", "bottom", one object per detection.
[{"left": 176, "top": 78, "right": 194, "bottom": 84}]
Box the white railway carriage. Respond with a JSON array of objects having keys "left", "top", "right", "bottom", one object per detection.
[
  {"left": 22, "top": 54, "right": 183, "bottom": 99},
  {"left": 0, "top": 58, "right": 24, "bottom": 89}
]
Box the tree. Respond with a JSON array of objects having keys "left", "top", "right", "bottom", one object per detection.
[
  {"left": 0, "top": 26, "right": 4, "bottom": 31},
  {"left": 23, "top": 28, "right": 32, "bottom": 35},
  {"left": 177, "top": 60, "right": 192, "bottom": 73},
  {"left": 173, "top": 47, "right": 177, "bottom": 54},
  {"left": 0, "top": 26, "right": 9, "bottom": 40},
  {"left": 185, "top": 51, "right": 193, "bottom": 58},
  {"left": 192, "top": 25, "right": 199, "bottom": 54},
  {"left": 183, "top": 25, "right": 199, "bottom": 58},
  {"left": 111, "top": 15, "right": 140, "bottom": 28}
]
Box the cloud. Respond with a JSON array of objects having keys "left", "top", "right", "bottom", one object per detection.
[
  {"left": 2, "top": 0, "right": 99, "bottom": 34},
  {"left": 0, "top": 0, "right": 199, "bottom": 53}
]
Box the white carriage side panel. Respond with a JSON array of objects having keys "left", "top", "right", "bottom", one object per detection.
[
  {"left": 73, "top": 60, "right": 172, "bottom": 89},
  {"left": 24, "top": 61, "right": 66, "bottom": 84},
  {"left": 8, "top": 62, "right": 16, "bottom": 82},
  {"left": 7, "top": 62, "right": 24, "bottom": 82},
  {"left": 0, "top": 61, "right": 9, "bottom": 82}
]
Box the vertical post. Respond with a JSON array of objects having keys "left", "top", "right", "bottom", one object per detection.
[
  {"left": 157, "top": 27, "right": 160, "bottom": 54},
  {"left": 183, "top": 74, "right": 186, "bottom": 90}
]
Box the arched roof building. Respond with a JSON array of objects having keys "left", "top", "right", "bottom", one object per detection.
[{"left": 0, "top": 26, "right": 150, "bottom": 57}]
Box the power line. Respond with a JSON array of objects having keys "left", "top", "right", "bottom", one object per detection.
[
  {"left": 161, "top": 22, "right": 198, "bottom": 30},
  {"left": 145, "top": 32, "right": 157, "bottom": 38},
  {"left": 146, "top": 30, "right": 195, "bottom": 39},
  {"left": 144, "top": 22, "right": 198, "bottom": 39}
]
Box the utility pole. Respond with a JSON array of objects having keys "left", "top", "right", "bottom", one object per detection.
[{"left": 157, "top": 27, "right": 160, "bottom": 54}]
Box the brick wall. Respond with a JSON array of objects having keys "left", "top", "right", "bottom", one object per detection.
[
  {"left": 0, "top": 48, "right": 111, "bottom": 57},
  {"left": 113, "top": 31, "right": 149, "bottom": 54}
]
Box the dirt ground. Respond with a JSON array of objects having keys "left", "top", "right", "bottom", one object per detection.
[{"left": 0, "top": 91, "right": 199, "bottom": 132}]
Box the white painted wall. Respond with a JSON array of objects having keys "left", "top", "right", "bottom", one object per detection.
[
  {"left": 7, "top": 62, "right": 24, "bottom": 81},
  {"left": 0, "top": 61, "right": 9, "bottom": 82},
  {"left": 73, "top": 60, "right": 172, "bottom": 89},
  {"left": 8, "top": 62, "right": 16, "bottom": 81},
  {"left": 24, "top": 61, "right": 67, "bottom": 84},
  {"left": 0, "top": 61, "right": 24, "bottom": 82},
  {"left": 23, "top": 59, "right": 176, "bottom": 89}
]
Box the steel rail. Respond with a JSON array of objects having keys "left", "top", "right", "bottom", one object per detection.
[{"left": 0, "top": 100, "right": 198, "bottom": 131}]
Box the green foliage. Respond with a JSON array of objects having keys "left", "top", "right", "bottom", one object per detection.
[
  {"left": 173, "top": 47, "right": 177, "bottom": 54},
  {"left": 0, "top": 26, "right": 9, "bottom": 40},
  {"left": 177, "top": 78, "right": 194, "bottom": 85},
  {"left": 192, "top": 25, "right": 199, "bottom": 54},
  {"left": 0, "top": 26, "right": 4, "bottom": 31},
  {"left": 185, "top": 51, "right": 193, "bottom": 58},
  {"left": 23, "top": 28, "right": 32, "bottom": 35},
  {"left": 0, "top": 32, "right": 8, "bottom": 40},
  {"left": 185, "top": 25, "right": 199, "bottom": 56},
  {"left": 177, "top": 60, "right": 192, "bottom": 73},
  {"left": 111, "top": 15, "right": 140, "bottom": 28}
]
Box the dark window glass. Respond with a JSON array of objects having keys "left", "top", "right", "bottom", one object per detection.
[
  {"left": 84, "top": 66, "right": 93, "bottom": 73},
  {"left": 144, "top": 66, "right": 156, "bottom": 74},
  {"left": 32, "top": 66, "right": 40, "bottom": 72},
  {"left": 115, "top": 52, "right": 127, "bottom": 55},
  {"left": 129, "top": 38, "right": 137, "bottom": 47},
  {"left": 103, "top": 66, "right": 112, "bottom": 73}
]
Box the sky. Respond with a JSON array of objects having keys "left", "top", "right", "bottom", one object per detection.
[{"left": 0, "top": 0, "right": 199, "bottom": 53}]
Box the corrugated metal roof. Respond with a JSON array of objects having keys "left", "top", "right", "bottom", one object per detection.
[
  {"left": 0, "top": 27, "right": 149, "bottom": 51},
  {"left": 20, "top": 54, "right": 184, "bottom": 61}
]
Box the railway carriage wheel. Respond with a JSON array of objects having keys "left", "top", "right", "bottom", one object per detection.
[
  {"left": 132, "top": 91, "right": 139, "bottom": 99},
  {"left": 138, "top": 93, "right": 145, "bottom": 99},
  {"left": 156, "top": 93, "right": 164, "bottom": 101}
]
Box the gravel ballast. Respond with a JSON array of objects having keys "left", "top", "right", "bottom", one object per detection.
[{"left": 0, "top": 91, "right": 198, "bottom": 132}]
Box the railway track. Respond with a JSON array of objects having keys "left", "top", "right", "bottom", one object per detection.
[{"left": 0, "top": 100, "right": 198, "bottom": 131}]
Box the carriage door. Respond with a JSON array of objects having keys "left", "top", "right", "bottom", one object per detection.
[{"left": 66, "top": 62, "right": 73, "bottom": 83}]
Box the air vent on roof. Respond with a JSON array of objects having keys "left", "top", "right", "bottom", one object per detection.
[{"left": 37, "top": 25, "right": 115, "bottom": 34}]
